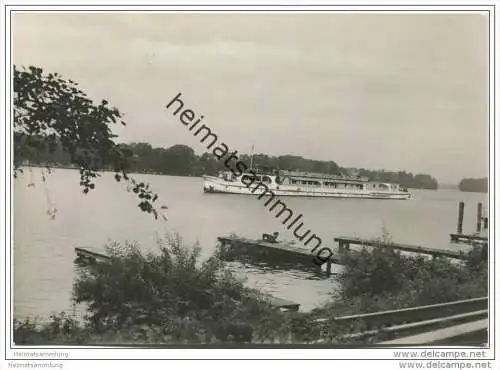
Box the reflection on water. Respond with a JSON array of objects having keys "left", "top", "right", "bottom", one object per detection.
[{"left": 14, "top": 168, "right": 487, "bottom": 319}]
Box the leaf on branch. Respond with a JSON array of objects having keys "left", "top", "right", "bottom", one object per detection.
[{"left": 14, "top": 65, "right": 166, "bottom": 221}]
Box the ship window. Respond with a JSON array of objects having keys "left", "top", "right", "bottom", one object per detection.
[
  {"left": 261, "top": 176, "right": 272, "bottom": 184},
  {"left": 302, "top": 181, "right": 308, "bottom": 185},
  {"left": 241, "top": 175, "right": 255, "bottom": 183}
]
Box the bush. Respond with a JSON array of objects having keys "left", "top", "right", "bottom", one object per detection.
[
  {"left": 13, "top": 312, "right": 88, "bottom": 345},
  {"left": 71, "top": 235, "right": 288, "bottom": 343},
  {"left": 307, "top": 242, "right": 488, "bottom": 344},
  {"left": 340, "top": 246, "right": 486, "bottom": 309},
  {"left": 313, "top": 242, "right": 488, "bottom": 333},
  {"left": 16, "top": 235, "right": 327, "bottom": 345},
  {"left": 15, "top": 236, "right": 326, "bottom": 344}
]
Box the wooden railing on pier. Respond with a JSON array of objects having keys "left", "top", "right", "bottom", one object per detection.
[{"left": 315, "top": 297, "right": 488, "bottom": 345}]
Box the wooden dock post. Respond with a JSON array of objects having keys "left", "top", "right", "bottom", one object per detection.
[
  {"left": 457, "top": 201, "right": 465, "bottom": 234},
  {"left": 326, "top": 259, "right": 332, "bottom": 276},
  {"left": 476, "top": 202, "right": 483, "bottom": 233}
]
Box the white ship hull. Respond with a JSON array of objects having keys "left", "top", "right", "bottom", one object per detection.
[{"left": 203, "top": 175, "right": 411, "bottom": 200}]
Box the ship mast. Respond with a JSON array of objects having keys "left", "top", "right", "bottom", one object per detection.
[{"left": 250, "top": 145, "right": 254, "bottom": 170}]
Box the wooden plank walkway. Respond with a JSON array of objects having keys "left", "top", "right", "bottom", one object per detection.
[
  {"left": 266, "top": 296, "right": 300, "bottom": 312},
  {"left": 334, "top": 236, "right": 467, "bottom": 260},
  {"left": 219, "top": 235, "right": 469, "bottom": 263},
  {"left": 218, "top": 236, "right": 311, "bottom": 256},
  {"left": 218, "top": 235, "right": 471, "bottom": 276},
  {"left": 74, "top": 246, "right": 111, "bottom": 263},
  {"left": 217, "top": 236, "right": 342, "bottom": 274},
  {"left": 450, "top": 233, "right": 488, "bottom": 244},
  {"left": 333, "top": 310, "right": 487, "bottom": 342},
  {"left": 379, "top": 318, "right": 488, "bottom": 345},
  {"left": 313, "top": 297, "right": 488, "bottom": 345},
  {"left": 315, "top": 297, "right": 487, "bottom": 326}
]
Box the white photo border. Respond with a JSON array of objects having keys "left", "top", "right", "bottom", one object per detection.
[{"left": 1, "top": 0, "right": 497, "bottom": 365}]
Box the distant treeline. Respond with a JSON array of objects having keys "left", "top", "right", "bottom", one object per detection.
[
  {"left": 16, "top": 136, "right": 439, "bottom": 189},
  {"left": 458, "top": 178, "right": 488, "bottom": 193}
]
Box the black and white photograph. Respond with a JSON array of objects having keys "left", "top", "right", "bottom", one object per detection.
[{"left": 1, "top": 2, "right": 497, "bottom": 370}]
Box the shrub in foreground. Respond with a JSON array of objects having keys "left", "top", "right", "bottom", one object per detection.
[
  {"left": 15, "top": 236, "right": 306, "bottom": 344},
  {"left": 312, "top": 244, "right": 488, "bottom": 343},
  {"left": 72, "top": 235, "right": 293, "bottom": 343}
]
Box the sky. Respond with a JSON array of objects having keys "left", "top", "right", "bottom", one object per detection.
[{"left": 12, "top": 12, "right": 488, "bottom": 184}]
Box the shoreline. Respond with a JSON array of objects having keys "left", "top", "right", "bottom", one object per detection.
[{"left": 20, "top": 163, "right": 452, "bottom": 191}]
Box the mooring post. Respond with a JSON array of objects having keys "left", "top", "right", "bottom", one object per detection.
[
  {"left": 326, "top": 259, "right": 332, "bottom": 276},
  {"left": 457, "top": 201, "right": 465, "bottom": 234},
  {"left": 477, "top": 202, "right": 483, "bottom": 233}
]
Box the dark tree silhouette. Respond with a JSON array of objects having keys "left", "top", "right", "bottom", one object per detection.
[{"left": 458, "top": 178, "right": 488, "bottom": 193}]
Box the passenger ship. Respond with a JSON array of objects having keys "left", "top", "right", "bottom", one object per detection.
[{"left": 203, "top": 169, "right": 411, "bottom": 200}]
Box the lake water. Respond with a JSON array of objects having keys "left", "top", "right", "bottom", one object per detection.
[{"left": 13, "top": 168, "right": 488, "bottom": 320}]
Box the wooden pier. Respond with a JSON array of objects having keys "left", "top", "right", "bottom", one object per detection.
[
  {"left": 449, "top": 233, "right": 488, "bottom": 244},
  {"left": 74, "top": 246, "right": 111, "bottom": 263},
  {"left": 451, "top": 201, "right": 489, "bottom": 245},
  {"left": 217, "top": 236, "right": 341, "bottom": 261},
  {"left": 265, "top": 296, "right": 300, "bottom": 312},
  {"left": 217, "top": 234, "right": 470, "bottom": 276},
  {"left": 334, "top": 236, "right": 466, "bottom": 260},
  {"left": 217, "top": 235, "right": 346, "bottom": 276}
]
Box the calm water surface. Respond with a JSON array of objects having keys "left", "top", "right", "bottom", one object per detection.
[{"left": 14, "top": 168, "right": 488, "bottom": 320}]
